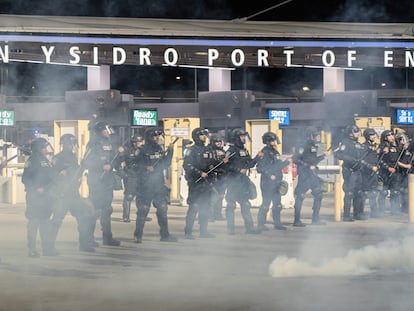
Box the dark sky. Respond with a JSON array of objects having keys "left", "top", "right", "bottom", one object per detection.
[{"left": 1, "top": 0, "right": 414, "bottom": 22}]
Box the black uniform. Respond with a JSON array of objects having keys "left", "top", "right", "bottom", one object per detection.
[
  {"left": 84, "top": 123, "right": 123, "bottom": 246},
  {"left": 184, "top": 128, "right": 216, "bottom": 238},
  {"left": 50, "top": 134, "right": 96, "bottom": 253},
  {"left": 396, "top": 133, "right": 412, "bottom": 214},
  {"left": 335, "top": 125, "right": 373, "bottom": 221},
  {"left": 22, "top": 138, "right": 55, "bottom": 257},
  {"left": 121, "top": 139, "right": 142, "bottom": 222},
  {"left": 225, "top": 128, "right": 260, "bottom": 234},
  {"left": 378, "top": 131, "right": 403, "bottom": 214},
  {"left": 134, "top": 129, "right": 176, "bottom": 243},
  {"left": 292, "top": 129, "right": 326, "bottom": 226},
  {"left": 256, "top": 132, "right": 290, "bottom": 230},
  {"left": 208, "top": 136, "right": 227, "bottom": 221},
  {"left": 361, "top": 128, "right": 381, "bottom": 217}
]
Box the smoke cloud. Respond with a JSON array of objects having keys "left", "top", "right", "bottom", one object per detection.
[{"left": 269, "top": 235, "right": 414, "bottom": 278}]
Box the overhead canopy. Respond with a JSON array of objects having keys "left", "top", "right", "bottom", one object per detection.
[{"left": 1, "top": 14, "right": 414, "bottom": 68}]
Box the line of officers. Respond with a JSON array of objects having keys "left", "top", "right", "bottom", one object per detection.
[{"left": 20, "top": 121, "right": 413, "bottom": 258}]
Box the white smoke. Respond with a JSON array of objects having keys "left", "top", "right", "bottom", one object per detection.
[{"left": 269, "top": 235, "right": 414, "bottom": 278}]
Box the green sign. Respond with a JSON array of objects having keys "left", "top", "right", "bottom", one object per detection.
[
  {"left": 131, "top": 109, "right": 157, "bottom": 126},
  {"left": 0, "top": 110, "right": 14, "bottom": 126}
]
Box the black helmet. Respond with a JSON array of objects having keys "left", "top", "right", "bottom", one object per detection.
[
  {"left": 305, "top": 127, "right": 320, "bottom": 142},
  {"left": 192, "top": 127, "right": 208, "bottom": 145},
  {"left": 60, "top": 134, "right": 78, "bottom": 147},
  {"left": 209, "top": 134, "right": 222, "bottom": 144},
  {"left": 144, "top": 128, "right": 163, "bottom": 144},
  {"left": 363, "top": 128, "right": 377, "bottom": 140},
  {"left": 209, "top": 134, "right": 223, "bottom": 148},
  {"left": 396, "top": 133, "right": 410, "bottom": 144},
  {"left": 230, "top": 128, "right": 248, "bottom": 145},
  {"left": 94, "top": 121, "right": 114, "bottom": 135},
  {"left": 262, "top": 132, "right": 279, "bottom": 144},
  {"left": 30, "top": 137, "right": 48, "bottom": 154},
  {"left": 131, "top": 133, "right": 143, "bottom": 143},
  {"left": 344, "top": 125, "right": 360, "bottom": 137},
  {"left": 381, "top": 130, "right": 394, "bottom": 141}
]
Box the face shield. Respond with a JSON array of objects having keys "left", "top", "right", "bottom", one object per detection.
[
  {"left": 399, "top": 134, "right": 410, "bottom": 145},
  {"left": 105, "top": 125, "right": 115, "bottom": 136}
]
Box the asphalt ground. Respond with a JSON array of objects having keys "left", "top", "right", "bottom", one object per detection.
[{"left": 1, "top": 192, "right": 414, "bottom": 311}]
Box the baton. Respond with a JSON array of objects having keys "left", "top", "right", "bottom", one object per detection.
[{"left": 195, "top": 152, "right": 235, "bottom": 183}]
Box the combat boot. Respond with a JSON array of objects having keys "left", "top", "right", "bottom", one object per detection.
[
  {"left": 354, "top": 213, "right": 368, "bottom": 220},
  {"left": 103, "top": 234, "right": 121, "bottom": 246},
  {"left": 245, "top": 227, "right": 261, "bottom": 234},
  {"left": 28, "top": 250, "right": 40, "bottom": 258},
  {"left": 311, "top": 214, "right": 326, "bottom": 226},
  {"left": 258, "top": 224, "right": 270, "bottom": 231},
  {"left": 343, "top": 206, "right": 354, "bottom": 222},
  {"left": 103, "top": 238, "right": 121, "bottom": 246},
  {"left": 200, "top": 232, "right": 216, "bottom": 238},
  {"left": 79, "top": 244, "right": 96, "bottom": 253},
  {"left": 293, "top": 220, "right": 306, "bottom": 227},
  {"left": 42, "top": 248, "right": 59, "bottom": 256},
  {"left": 160, "top": 234, "right": 178, "bottom": 242},
  {"left": 184, "top": 233, "right": 196, "bottom": 240},
  {"left": 274, "top": 222, "right": 287, "bottom": 230}
]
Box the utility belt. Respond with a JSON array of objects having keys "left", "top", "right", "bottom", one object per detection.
[{"left": 343, "top": 165, "right": 360, "bottom": 173}]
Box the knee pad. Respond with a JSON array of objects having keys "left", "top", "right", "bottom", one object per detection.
[
  {"left": 390, "top": 190, "right": 400, "bottom": 198},
  {"left": 138, "top": 205, "right": 151, "bottom": 215},
  {"left": 295, "top": 192, "right": 306, "bottom": 201},
  {"left": 313, "top": 191, "right": 323, "bottom": 201},
  {"left": 273, "top": 204, "right": 282, "bottom": 212},
  {"left": 344, "top": 191, "right": 354, "bottom": 199},
  {"left": 156, "top": 204, "right": 168, "bottom": 215},
  {"left": 125, "top": 194, "right": 134, "bottom": 202},
  {"left": 356, "top": 189, "right": 364, "bottom": 198}
]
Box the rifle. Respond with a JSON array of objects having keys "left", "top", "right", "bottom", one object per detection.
[
  {"left": 388, "top": 147, "right": 405, "bottom": 177},
  {"left": 195, "top": 152, "right": 236, "bottom": 183},
  {"left": 145, "top": 136, "right": 180, "bottom": 171},
  {"left": 0, "top": 154, "right": 18, "bottom": 169},
  {"left": 406, "top": 152, "right": 414, "bottom": 174},
  {"left": 100, "top": 136, "right": 130, "bottom": 179},
  {"left": 370, "top": 151, "right": 384, "bottom": 176}
]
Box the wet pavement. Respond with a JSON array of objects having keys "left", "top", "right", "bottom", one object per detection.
[{"left": 1, "top": 192, "right": 414, "bottom": 311}]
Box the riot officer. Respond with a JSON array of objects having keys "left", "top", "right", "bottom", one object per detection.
[
  {"left": 83, "top": 121, "right": 123, "bottom": 246},
  {"left": 121, "top": 134, "right": 144, "bottom": 222},
  {"left": 395, "top": 132, "right": 412, "bottom": 214},
  {"left": 335, "top": 125, "right": 375, "bottom": 221},
  {"left": 208, "top": 134, "right": 227, "bottom": 221},
  {"left": 256, "top": 132, "right": 291, "bottom": 231},
  {"left": 225, "top": 128, "right": 261, "bottom": 234},
  {"left": 22, "top": 137, "right": 56, "bottom": 257},
  {"left": 378, "top": 130, "right": 404, "bottom": 214},
  {"left": 134, "top": 128, "right": 177, "bottom": 243},
  {"left": 292, "top": 127, "right": 327, "bottom": 226},
  {"left": 361, "top": 128, "right": 381, "bottom": 218},
  {"left": 184, "top": 128, "right": 217, "bottom": 239},
  {"left": 50, "top": 134, "right": 96, "bottom": 253}
]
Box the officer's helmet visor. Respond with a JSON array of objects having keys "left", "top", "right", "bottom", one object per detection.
[
  {"left": 400, "top": 135, "right": 409, "bottom": 144},
  {"left": 105, "top": 125, "right": 115, "bottom": 135}
]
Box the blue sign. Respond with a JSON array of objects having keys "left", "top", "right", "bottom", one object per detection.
[
  {"left": 268, "top": 109, "right": 290, "bottom": 126},
  {"left": 396, "top": 109, "right": 414, "bottom": 125}
]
